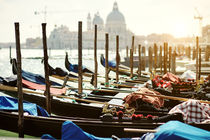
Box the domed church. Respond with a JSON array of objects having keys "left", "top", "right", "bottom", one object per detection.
[
  {"left": 106, "top": 2, "right": 126, "bottom": 33},
  {"left": 48, "top": 2, "right": 134, "bottom": 49}
]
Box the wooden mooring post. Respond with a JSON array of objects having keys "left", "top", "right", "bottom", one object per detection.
[
  {"left": 42, "top": 23, "right": 51, "bottom": 114},
  {"left": 205, "top": 45, "right": 210, "bottom": 61},
  {"left": 169, "top": 46, "right": 172, "bottom": 72},
  {"left": 105, "top": 33, "right": 109, "bottom": 87},
  {"left": 126, "top": 46, "right": 129, "bottom": 58},
  {"left": 199, "top": 47, "right": 201, "bottom": 80},
  {"left": 142, "top": 46, "right": 146, "bottom": 71},
  {"left": 188, "top": 46, "right": 191, "bottom": 59},
  {"left": 94, "top": 25, "right": 98, "bottom": 88},
  {"left": 9, "top": 46, "right": 12, "bottom": 59},
  {"left": 193, "top": 47, "right": 196, "bottom": 60},
  {"left": 138, "top": 44, "right": 141, "bottom": 78},
  {"left": 130, "top": 36, "right": 134, "bottom": 78},
  {"left": 15, "top": 22, "right": 24, "bottom": 138},
  {"left": 78, "top": 21, "right": 83, "bottom": 94},
  {"left": 171, "top": 49, "right": 176, "bottom": 74},
  {"left": 196, "top": 37, "right": 199, "bottom": 81},
  {"left": 154, "top": 43, "right": 157, "bottom": 72},
  {"left": 116, "top": 35, "right": 119, "bottom": 82},
  {"left": 149, "top": 46, "right": 153, "bottom": 73},
  {"left": 159, "top": 45, "right": 162, "bottom": 74},
  {"left": 163, "top": 43, "right": 168, "bottom": 74},
  {"left": 9, "top": 46, "right": 12, "bottom": 64},
  {"left": 130, "top": 48, "right": 133, "bottom": 78}
]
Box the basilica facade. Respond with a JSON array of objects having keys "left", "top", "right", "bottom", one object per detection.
[{"left": 48, "top": 2, "right": 134, "bottom": 50}]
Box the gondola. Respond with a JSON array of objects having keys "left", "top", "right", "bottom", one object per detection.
[
  {"left": 151, "top": 72, "right": 210, "bottom": 101},
  {"left": 11, "top": 58, "right": 61, "bottom": 87},
  {"left": 100, "top": 54, "right": 134, "bottom": 76},
  {"left": 1, "top": 106, "right": 209, "bottom": 138},
  {"left": 100, "top": 54, "right": 149, "bottom": 82},
  {"left": 65, "top": 52, "right": 93, "bottom": 77},
  {"left": 1, "top": 96, "right": 209, "bottom": 139},
  {"left": 0, "top": 96, "right": 160, "bottom": 138},
  {"left": 0, "top": 81, "right": 170, "bottom": 119}
]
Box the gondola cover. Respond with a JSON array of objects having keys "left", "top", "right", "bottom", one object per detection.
[
  {"left": 142, "top": 121, "right": 210, "bottom": 140},
  {"left": 0, "top": 96, "right": 49, "bottom": 117}
]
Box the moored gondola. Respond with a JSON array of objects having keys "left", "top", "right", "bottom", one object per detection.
[
  {"left": 65, "top": 52, "right": 93, "bottom": 75},
  {"left": 0, "top": 96, "right": 209, "bottom": 139}
]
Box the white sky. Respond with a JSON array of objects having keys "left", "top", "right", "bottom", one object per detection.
[{"left": 0, "top": 0, "right": 210, "bottom": 43}]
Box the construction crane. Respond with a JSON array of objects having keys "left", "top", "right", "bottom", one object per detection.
[
  {"left": 34, "top": 6, "right": 47, "bottom": 23},
  {"left": 194, "top": 8, "right": 203, "bottom": 36}
]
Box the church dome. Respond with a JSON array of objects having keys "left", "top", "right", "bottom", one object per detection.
[
  {"left": 93, "top": 12, "right": 104, "bottom": 25},
  {"left": 106, "top": 2, "right": 125, "bottom": 24}
]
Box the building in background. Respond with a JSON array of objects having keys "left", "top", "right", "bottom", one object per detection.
[
  {"left": 48, "top": 2, "right": 134, "bottom": 50},
  {"left": 202, "top": 25, "right": 210, "bottom": 44}
]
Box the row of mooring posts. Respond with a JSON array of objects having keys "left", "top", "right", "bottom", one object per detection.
[
  {"left": 125, "top": 38, "right": 208, "bottom": 78},
  {"left": 13, "top": 20, "right": 207, "bottom": 137},
  {"left": 14, "top": 22, "right": 52, "bottom": 137}
]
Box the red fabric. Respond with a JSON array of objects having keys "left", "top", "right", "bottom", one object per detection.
[
  {"left": 22, "top": 79, "right": 66, "bottom": 95},
  {"left": 162, "top": 72, "right": 181, "bottom": 83},
  {"left": 169, "top": 100, "right": 210, "bottom": 123},
  {"left": 152, "top": 75, "right": 172, "bottom": 89},
  {"left": 123, "top": 87, "right": 164, "bottom": 109}
]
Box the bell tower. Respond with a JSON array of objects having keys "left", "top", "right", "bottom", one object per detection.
[{"left": 87, "top": 13, "right": 91, "bottom": 31}]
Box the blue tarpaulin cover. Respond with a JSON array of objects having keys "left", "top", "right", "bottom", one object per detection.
[
  {"left": 101, "top": 55, "right": 116, "bottom": 68},
  {"left": 68, "top": 63, "right": 85, "bottom": 73},
  {"left": 62, "top": 121, "right": 112, "bottom": 140},
  {"left": 42, "top": 121, "right": 131, "bottom": 140},
  {"left": 0, "top": 96, "right": 49, "bottom": 117},
  {"left": 22, "top": 70, "right": 61, "bottom": 86},
  {"left": 153, "top": 121, "right": 210, "bottom": 140}
]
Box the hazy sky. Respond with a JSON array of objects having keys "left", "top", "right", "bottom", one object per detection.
[{"left": 0, "top": 0, "right": 210, "bottom": 43}]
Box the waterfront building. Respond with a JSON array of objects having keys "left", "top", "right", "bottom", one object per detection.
[{"left": 48, "top": 2, "right": 134, "bottom": 50}]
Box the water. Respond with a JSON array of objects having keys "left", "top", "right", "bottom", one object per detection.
[{"left": 0, "top": 47, "right": 127, "bottom": 78}]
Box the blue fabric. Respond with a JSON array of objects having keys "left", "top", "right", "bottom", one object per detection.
[
  {"left": 62, "top": 121, "right": 112, "bottom": 140},
  {"left": 22, "top": 70, "right": 61, "bottom": 86},
  {"left": 68, "top": 63, "right": 86, "bottom": 73},
  {"left": 0, "top": 96, "right": 49, "bottom": 117},
  {"left": 41, "top": 134, "right": 56, "bottom": 140},
  {"left": 152, "top": 121, "right": 210, "bottom": 140},
  {"left": 101, "top": 55, "right": 116, "bottom": 68}
]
